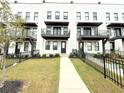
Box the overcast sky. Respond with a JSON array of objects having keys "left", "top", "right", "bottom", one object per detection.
[{"left": 8, "top": 0, "right": 124, "bottom": 4}]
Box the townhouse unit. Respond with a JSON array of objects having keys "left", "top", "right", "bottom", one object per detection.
[{"left": 8, "top": 1, "right": 124, "bottom": 56}]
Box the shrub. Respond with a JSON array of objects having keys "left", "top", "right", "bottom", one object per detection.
[
  {"left": 42, "top": 54, "right": 46, "bottom": 58},
  {"left": 55, "top": 53, "right": 60, "bottom": 57},
  {"left": 69, "top": 52, "right": 77, "bottom": 58},
  {"left": 33, "top": 53, "right": 41, "bottom": 58},
  {"left": 93, "top": 52, "right": 103, "bottom": 59},
  {"left": 49, "top": 54, "right": 54, "bottom": 58}
]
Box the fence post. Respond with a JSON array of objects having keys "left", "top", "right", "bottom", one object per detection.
[
  {"left": 103, "top": 56, "right": 106, "bottom": 78},
  {"left": 102, "top": 40, "right": 106, "bottom": 79}
]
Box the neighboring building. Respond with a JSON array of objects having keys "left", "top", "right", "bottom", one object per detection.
[{"left": 8, "top": 1, "right": 124, "bottom": 56}]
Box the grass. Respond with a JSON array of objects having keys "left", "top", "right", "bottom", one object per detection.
[
  {"left": 1, "top": 58, "right": 60, "bottom": 93},
  {"left": 71, "top": 58, "right": 124, "bottom": 93},
  {"left": 0, "top": 58, "right": 19, "bottom": 69}
]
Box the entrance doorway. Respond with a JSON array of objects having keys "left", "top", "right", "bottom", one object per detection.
[{"left": 61, "top": 41, "right": 66, "bottom": 53}]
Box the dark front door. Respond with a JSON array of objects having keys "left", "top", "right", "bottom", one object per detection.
[
  {"left": 110, "top": 42, "right": 115, "bottom": 51},
  {"left": 61, "top": 41, "right": 66, "bottom": 53},
  {"left": 15, "top": 42, "right": 20, "bottom": 55}
]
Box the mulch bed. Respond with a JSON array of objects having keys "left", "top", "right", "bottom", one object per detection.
[{"left": 0, "top": 80, "right": 24, "bottom": 93}]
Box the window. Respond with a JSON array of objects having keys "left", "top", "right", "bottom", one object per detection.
[
  {"left": 24, "top": 42, "right": 29, "bottom": 51},
  {"left": 63, "top": 27, "right": 68, "bottom": 35},
  {"left": 93, "top": 27, "right": 98, "bottom": 36},
  {"left": 114, "top": 13, "right": 118, "bottom": 21},
  {"left": 47, "top": 11, "right": 52, "bottom": 19},
  {"left": 87, "top": 42, "right": 92, "bottom": 51},
  {"left": 114, "top": 28, "right": 121, "bottom": 36},
  {"left": 95, "top": 42, "right": 99, "bottom": 51},
  {"left": 79, "top": 43, "right": 82, "bottom": 49},
  {"left": 107, "top": 28, "right": 111, "bottom": 36},
  {"left": 63, "top": 12, "right": 68, "bottom": 20},
  {"left": 106, "top": 12, "right": 110, "bottom": 21},
  {"left": 85, "top": 12, "right": 89, "bottom": 20},
  {"left": 25, "top": 12, "right": 30, "bottom": 21},
  {"left": 25, "top": 28, "right": 30, "bottom": 36},
  {"left": 46, "top": 27, "right": 51, "bottom": 35},
  {"left": 53, "top": 27, "right": 61, "bottom": 35},
  {"left": 32, "top": 28, "right": 37, "bottom": 37},
  {"left": 34, "top": 12, "right": 38, "bottom": 21},
  {"left": 83, "top": 27, "right": 91, "bottom": 36},
  {"left": 45, "top": 41, "right": 50, "bottom": 50},
  {"left": 122, "top": 13, "right": 124, "bottom": 21},
  {"left": 55, "top": 11, "right": 60, "bottom": 20},
  {"left": 17, "top": 12, "right": 22, "bottom": 18},
  {"left": 53, "top": 41, "right": 58, "bottom": 50},
  {"left": 77, "top": 27, "right": 81, "bottom": 36},
  {"left": 93, "top": 12, "right": 97, "bottom": 20},
  {"left": 77, "top": 12, "right": 81, "bottom": 20},
  {"left": 33, "top": 42, "right": 36, "bottom": 50}
]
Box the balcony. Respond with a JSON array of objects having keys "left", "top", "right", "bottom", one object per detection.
[
  {"left": 109, "top": 34, "right": 124, "bottom": 41},
  {"left": 41, "top": 29, "right": 70, "bottom": 40},
  {"left": 16, "top": 31, "right": 37, "bottom": 41},
  {"left": 77, "top": 30, "right": 109, "bottom": 41},
  {"left": 24, "top": 33, "right": 37, "bottom": 41}
]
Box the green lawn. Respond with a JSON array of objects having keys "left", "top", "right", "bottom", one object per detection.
[
  {"left": 3, "top": 58, "right": 60, "bottom": 93},
  {"left": 71, "top": 58, "right": 124, "bottom": 93},
  {"left": 0, "top": 58, "right": 19, "bottom": 69}
]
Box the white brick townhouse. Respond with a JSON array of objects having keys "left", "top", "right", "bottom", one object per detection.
[{"left": 7, "top": 1, "right": 124, "bottom": 56}]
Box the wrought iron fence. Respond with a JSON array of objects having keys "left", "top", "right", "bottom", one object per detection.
[
  {"left": 80, "top": 53, "right": 124, "bottom": 88},
  {"left": 104, "top": 57, "right": 124, "bottom": 88},
  {"left": 83, "top": 53, "right": 104, "bottom": 74}
]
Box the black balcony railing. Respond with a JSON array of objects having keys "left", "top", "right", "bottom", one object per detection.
[
  {"left": 41, "top": 29, "right": 70, "bottom": 40},
  {"left": 77, "top": 30, "right": 109, "bottom": 40}
]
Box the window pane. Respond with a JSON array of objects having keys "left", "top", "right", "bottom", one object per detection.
[
  {"left": 63, "top": 12, "right": 68, "bottom": 20},
  {"left": 47, "top": 11, "right": 52, "bottom": 19},
  {"left": 33, "top": 42, "right": 36, "bottom": 50},
  {"left": 77, "top": 12, "right": 81, "bottom": 20},
  {"left": 53, "top": 41, "right": 58, "bottom": 50},
  {"left": 55, "top": 11, "right": 60, "bottom": 20},
  {"left": 34, "top": 12, "right": 38, "bottom": 21},
  {"left": 106, "top": 12, "right": 110, "bottom": 21},
  {"left": 77, "top": 27, "right": 81, "bottom": 36},
  {"left": 122, "top": 13, "right": 124, "bottom": 21},
  {"left": 25, "top": 12, "right": 30, "bottom": 21},
  {"left": 24, "top": 42, "right": 29, "bottom": 51},
  {"left": 45, "top": 41, "right": 50, "bottom": 50},
  {"left": 83, "top": 27, "right": 91, "bottom": 36},
  {"left": 93, "top": 12, "right": 97, "bottom": 20},
  {"left": 87, "top": 42, "right": 92, "bottom": 51},
  {"left": 46, "top": 27, "right": 51, "bottom": 35},
  {"left": 114, "top": 13, "right": 118, "bottom": 21},
  {"left": 17, "top": 12, "right": 22, "bottom": 18},
  {"left": 95, "top": 42, "right": 99, "bottom": 51},
  {"left": 85, "top": 12, "right": 89, "bottom": 20},
  {"left": 63, "top": 27, "right": 68, "bottom": 35}
]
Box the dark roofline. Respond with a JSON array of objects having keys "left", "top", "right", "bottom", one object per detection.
[{"left": 9, "top": 2, "right": 124, "bottom": 6}]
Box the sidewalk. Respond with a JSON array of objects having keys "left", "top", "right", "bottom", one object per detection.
[{"left": 58, "top": 56, "right": 91, "bottom": 93}]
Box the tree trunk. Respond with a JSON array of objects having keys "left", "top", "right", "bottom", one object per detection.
[{"left": 0, "top": 48, "right": 6, "bottom": 88}]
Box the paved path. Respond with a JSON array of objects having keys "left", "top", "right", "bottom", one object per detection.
[{"left": 58, "top": 56, "right": 91, "bottom": 93}]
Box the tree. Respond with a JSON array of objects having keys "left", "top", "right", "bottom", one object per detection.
[{"left": 0, "top": 0, "right": 25, "bottom": 87}]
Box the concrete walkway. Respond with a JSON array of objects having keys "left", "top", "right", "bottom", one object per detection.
[{"left": 58, "top": 56, "right": 91, "bottom": 93}]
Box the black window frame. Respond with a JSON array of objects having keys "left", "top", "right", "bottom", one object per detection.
[
  {"left": 77, "top": 12, "right": 81, "bottom": 20},
  {"left": 55, "top": 11, "right": 60, "bottom": 20},
  {"left": 45, "top": 41, "right": 50, "bottom": 50},
  {"left": 47, "top": 11, "right": 52, "bottom": 20},
  {"left": 53, "top": 41, "right": 58, "bottom": 50}
]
